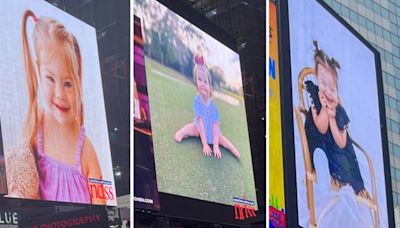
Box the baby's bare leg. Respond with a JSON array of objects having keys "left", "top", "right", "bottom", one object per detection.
[
  {"left": 219, "top": 134, "right": 240, "bottom": 158},
  {"left": 175, "top": 123, "right": 200, "bottom": 142}
]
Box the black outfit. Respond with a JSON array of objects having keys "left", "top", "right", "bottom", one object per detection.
[{"left": 304, "top": 81, "right": 365, "bottom": 194}]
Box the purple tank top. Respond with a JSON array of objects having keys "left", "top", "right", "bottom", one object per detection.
[{"left": 36, "top": 126, "right": 91, "bottom": 204}]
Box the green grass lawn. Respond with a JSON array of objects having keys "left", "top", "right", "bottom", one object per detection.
[{"left": 145, "top": 57, "right": 257, "bottom": 208}]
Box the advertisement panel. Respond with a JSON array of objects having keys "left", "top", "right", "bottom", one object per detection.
[
  {"left": 0, "top": 0, "right": 116, "bottom": 205},
  {"left": 19, "top": 206, "right": 108, "bottom": 228},
  {"left": 134, "top": 15, "right": 160, "bottom": 211},
  {"left": 288, "top": 0, "right": 389, "bottom": 227},
  {"left": 269, "top": 1, "right": 286, "bottom": 227},
  {"left": 134, "top": 0, "right": 257, "bottom": 208}
]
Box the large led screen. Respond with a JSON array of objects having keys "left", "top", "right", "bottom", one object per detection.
[
  {"left": 134, "top": 15, "right": 160, "bottom": 211},
  {"left": 0, "top": 0, "right": 116, "bottom": 206},
  {"left": 134, "top": 0, "right": 257, "bottom": 208},
  {"left": 289, "top": 0, "right": 389, "bottom": 227},
  {"left": 269, "top": 1, "right": 286, "bottom": 227}
]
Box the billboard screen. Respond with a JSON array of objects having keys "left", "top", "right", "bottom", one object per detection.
[
  {"left": 134, "top": 0, "right": 257, "bottom": 208},
  {"left": 134, "top": 15, "right": 160, "bottom": 211},
  {"left": 0, "top": 121, "right": 7, "bottom": 195},
  {"left": 288, "top": 0, "right": 390, "bottom": 227},
  {"left": 0, "top": 0, "right": 116, "bottom": 206},
  {"left": 269, "top": 1, "right": 286, "bottom": 227}
]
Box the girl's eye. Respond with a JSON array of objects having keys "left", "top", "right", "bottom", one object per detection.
[
  {"left": 46, "top": 75, "right": 55, "bottom": 83},
  {"left": 64, "top": 81, "right": 73, "bottom": 88}
]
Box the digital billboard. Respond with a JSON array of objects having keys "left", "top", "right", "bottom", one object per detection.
[
  {"left": 287, "top": 0, "right": 391, "bottom": 227},
  {"left": 134, "top": 0, "right": 257, "bottom": 209},
  {"left": 0, "top": 121, "right": 7, "bottom": 195},
  {"left": 269, "top": 1, "right": 286, "bottom": 227},
  {"left": 134, "top": 15, "right": 160, "bottom": 211},
  {"left": 0, "top": 0, "right": 116, "bottom": 206}
]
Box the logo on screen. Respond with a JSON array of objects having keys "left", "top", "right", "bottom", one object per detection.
[
  {"left": 88, "top": 178, "right": 115, "bottom": 201},
  {"left": 233, "top": 195, "right": 256, "bottom": 220},
  {"left": 269, "top": 206, "right": 285, "bottom": 228}
]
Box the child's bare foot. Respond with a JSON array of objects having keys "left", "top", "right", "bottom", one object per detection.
[
  {"left": 231, "top": 147, "right": 240, "bottom": 158},
  {"left": 203, "top": 145, "right": 212, "bottom": 156},
  {"left": 175, "top": 131, "right": 183, "bottom": 142},
  {"left": 213, "top": 145, "right": 221, "bottom": 158}
]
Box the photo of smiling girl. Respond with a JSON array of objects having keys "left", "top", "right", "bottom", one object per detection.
[
  {"left": 4, "top": 10, "right": 106, "bottom": 205},
  {"left": 175, "top": 48, "right": 240, "bottom": 159},
  {"left": 24, "top": 10, "right": 104, "bottom": 204}
]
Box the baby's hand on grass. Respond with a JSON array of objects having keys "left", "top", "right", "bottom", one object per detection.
[
  {"left": 213, "top": 145, "right": 221, "bottom": 159},
  {"left": 203, "top": 144, "right": 212, "bottom": 156}
]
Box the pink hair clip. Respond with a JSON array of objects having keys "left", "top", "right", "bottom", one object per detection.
[{"left": 33, "top": 14, "right": 39, "bottom": 23}]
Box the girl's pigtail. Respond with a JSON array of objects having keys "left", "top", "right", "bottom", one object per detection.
[
  {"left": 22, "top": 10, "right": 39, "bottom": 148},
  {"left": 313, "top": 40, "right": 319, "bottom": 53},
  {"left": 71, "top": 36, "right": 84, "bottom": 125},
  {"left": 331, "top": 57, "right": 341, "bottom": 70},
  {"left": 313, "top": 40, "right": 325, "bottom": 64}
]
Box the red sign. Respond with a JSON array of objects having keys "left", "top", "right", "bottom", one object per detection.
[{"left": 269, "top": 206, "right": 285, "bottom": 228}]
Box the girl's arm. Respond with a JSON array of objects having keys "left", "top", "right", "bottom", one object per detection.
[
  {"left": 329, "top": 116, "right": 347, "bottom": 149},
  {"left": 82, "top": 139, "right": 107, "bottom": 205},
  {"left": 212, "top": 123, "right": 221, "bottom": 158},
  {"left": 5, "top": 144, "right": 40, "bottom": 199},
  {"left": 311, "top": 106, "right": 329, "bottom": 134},
  {"left": 197, "top": 117, "right": 212, "bottom": 156}
]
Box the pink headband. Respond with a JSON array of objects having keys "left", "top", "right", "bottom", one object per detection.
[{"left": 194, "top": 55, "right": 204, "bottom": 65}]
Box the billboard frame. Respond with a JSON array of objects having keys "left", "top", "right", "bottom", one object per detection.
[
  {"left": 278, "top": 0, "right": 395, "bottom": 227},
  {"left": 134, "top": 0, "right": 265, "bottom": 226}
]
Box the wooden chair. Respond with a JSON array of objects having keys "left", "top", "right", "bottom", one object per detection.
[{"left": 293, "top": 67, "right": 379, "bottom": 228}]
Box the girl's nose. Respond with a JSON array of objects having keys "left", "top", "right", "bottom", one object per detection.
[{"left": 55, "top": 84, "right": 66, "bottom": 101}]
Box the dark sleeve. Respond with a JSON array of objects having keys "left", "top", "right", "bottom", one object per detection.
[
  {"left": 336, "top": 104, "right": 350, "bottom": 130},
  {"left": 305, "top": 80, "right": 321, "bottom": 113}
]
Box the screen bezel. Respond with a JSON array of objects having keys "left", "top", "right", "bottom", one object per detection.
[
  {"left": 278, "top": 0, "right": 395, "bottom": 227},
  {"left": 134, "top": 0, "right": 263, "bottom": 225}
]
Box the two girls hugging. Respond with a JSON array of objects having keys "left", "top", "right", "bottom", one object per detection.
[
  {"left": 175, "top": 48, "right": 240, "bottom": 159},
  {"left": 5, "top": 10, "right": 105, "bottom": 204}
]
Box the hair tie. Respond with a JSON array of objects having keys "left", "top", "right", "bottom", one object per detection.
[
  {"left": 194, "top": 55, "right": 204, "bottom": 65},
  {"left": 331, "top": 57, "right": 341, "bottom": 69},
  {"left": 313, "top": 40, "right": 319, "bottom": 51},
  {"left": 33, "top": 14, "right": 38, "bottom": 23}
]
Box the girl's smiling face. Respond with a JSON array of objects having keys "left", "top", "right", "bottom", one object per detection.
[
  {"left": 317, "top": 63, "right": 339, "bottom": 107},
  {"left": 196, "top": 68, "right": 211, "bottom": 100},
  {"left": 38, "top": 43, "right": 79, "bottom": 125}
]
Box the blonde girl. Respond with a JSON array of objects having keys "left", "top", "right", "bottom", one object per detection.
[
  {"left": 9, "top": 10, "right": 105, "bottom": 204},
  {"left": 175, "top": 50, "right": 240, "bottom": 158}
]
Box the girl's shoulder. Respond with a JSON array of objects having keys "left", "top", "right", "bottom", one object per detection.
[
  {"left": 82, "top": 137, "right": 96, "bottom": 156},
  {"left": 81, "top": 136, "right": 100, "bottom": 177},
  {"left": 209, "top": 98, "right": 218, "bottom": 109},
  {"left": 193, "top": 94, "right": 201, "bottom": 102}
]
